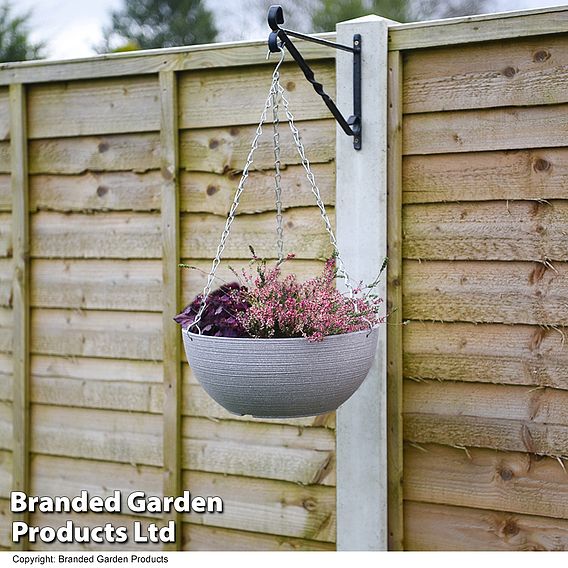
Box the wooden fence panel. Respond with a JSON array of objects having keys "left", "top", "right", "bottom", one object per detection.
[{"left": 401, "top": 29, "right": 568, "bottom": 550}]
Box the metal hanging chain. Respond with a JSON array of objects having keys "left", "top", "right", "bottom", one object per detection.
[
  {"left": 276, "top": 78, "right": 356, "bottom": 297},
  {"left": 189, "top": 48, "right": 287, "bottom": 333},
  {"left": 190, "top": 46, "right": 356, "bottom": 334},
  {"left": 271, "top": 71, "right": 285, "bottom": 262}
]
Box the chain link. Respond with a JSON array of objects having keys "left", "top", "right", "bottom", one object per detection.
[
  {"left": 189, "top": 46, "right": 355, "bottom": 333},
  {"left": 190, "top": 49, "right": 287, "bottom": 333},
  {"left": 276, "top": 80, "right": 355, "bottom": 297},
  {"left": 271, "top": 69, "right": 285, "bottom": 262}
]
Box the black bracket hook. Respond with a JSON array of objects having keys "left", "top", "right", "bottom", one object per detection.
[{"left": 267, "top": 5, "right": 362, "bottom": 150}]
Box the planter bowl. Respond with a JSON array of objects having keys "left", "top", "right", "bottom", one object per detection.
[{"left": 182, "top": 327, "right": 379, "bottom": 418}]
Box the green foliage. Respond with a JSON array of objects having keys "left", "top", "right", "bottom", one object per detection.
[
  {"left": 98, "top": 0, "right": 218, "bottom": 53},
  {"left": 308, "top": 0, "right": 491, "bottom": 31},
  {"left": 0, "top": 2, "right": 44, "bottom": 63}
]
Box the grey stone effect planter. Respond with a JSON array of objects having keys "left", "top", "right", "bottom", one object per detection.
[{"left": 182, "top": 327, "right": 379, "bottom": 418}]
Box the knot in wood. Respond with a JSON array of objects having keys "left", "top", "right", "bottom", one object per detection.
[
  {"left": 499, "top": 467, "right": 514, "bottom": 481},
  {"left": 533, "top": 158, "right": 551, "bottom": 172},
  {"left": 502, "top": 66, "right": 517, "bottom": 78},
  {"left": 533, "top": 50, "right": 551, "bottom": 63}
]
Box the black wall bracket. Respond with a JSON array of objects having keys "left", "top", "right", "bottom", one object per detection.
[{"left": 267, "top": 5, "right": 362, "bottom": 150}]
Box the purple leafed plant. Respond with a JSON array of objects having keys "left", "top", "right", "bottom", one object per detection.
[{"left": 173, "top": 282, "right": 250, "bottom": 337}]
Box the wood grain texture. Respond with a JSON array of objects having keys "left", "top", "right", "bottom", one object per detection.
[
  {"left": 182, "top": 438, "right": 335, "bottom": 487},
  {"left": 26, "top": 165, "right": 334, "bottom": 214},
  {"left": 0, "top": 258, "right": 11, "bottom": 306},
  {"left": 386, "top": 49, "right": 404, "bottom": 552},
  {"left": 180, "top": 119, "right": 335, "bottom": 174},
  {"left": 404, "top": 380, "right": 568, "bottom": 455},
  {"left": 403, "top": 104, "right": 568, "bottom": 155},
  {"left": 0, "top": 450, "right": 11, "bottom": 497},
  {"left": 0, "top": 353, "right": 11, "bottom": 401},
  {"left": 0, "top": 498, "right": 10, "bottom": 548},
  {"left": 0, "top": 402, "right": 12, "bottom": 450},
  {"left": 180, "top": 208, "right": 333, "bottom": 260},
  {"left": 181, "top": 470, "right": 335, "bottom": 542},
  {"left": 10, "top": 82, "right": 30, "bottom": 548},
  {"left": 180, "top": 164, "right": 334, "bottom": 215},
  {"left": 0, "top": 175, "right": 9, "bottom": 211},
  {"left": 182, "top": 524, "right": 334, "bottom": 551},
  {"left": 31, "top": 309, "right": 162, "bottom": 360},
  {"left": 28, "top": 76, "right": 160, "bottom": 139},
  {"left": 29, "top": 134, "right": 161, "bottom": 174},
  {"left": 29, "top": 208, "right": 331, "bottom": 260},
  {"left": 31, "top": 259, "right": 162, "bottom": 311},
  {"left": 403, "top": 35, "right": 568, "bottom": 113},
  {"left": 31, "top": 405, "right": 163, "bottom": 466},
  {"left": 0, "top": 213, "right": 11, "bottom": 257},
  {"left": 30, "top": 172, "right": 162, "bottom": 212},
  {"left": 179, "top": 62, "right": 334, "bottom": 129},
  {"left": 404, "top": 443, "right": 568, "bottom": 519},
  {"left": 403, "top": 200, "right": 568, "bottom": 261},
  {"left": 403, "top": 148, "right": 568, "bottom": 204},
  {"left": 389, "top": 7, "right": 568, "bottom": 51},
  {"left": 405, "top": 501, "right": 568, "bottom": 551},
  {"left": 159, "top": 70, "right": 182, "bottom": 550},
  {"left": 404, "top": 321, "right": 568, "bottom": 389},
  {"left": 403, "top": 259, "right": 568, "bottom": 325},
  {"left": 0, "top": 308, "right": 12, "bottom": 353}
]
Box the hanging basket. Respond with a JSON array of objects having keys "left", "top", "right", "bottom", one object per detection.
[
  {"left": 183, "top": 328, "right": 379, "bottom": 418},
  {"left": 179, "top": 47, "right": 381, "bottom": 419}
]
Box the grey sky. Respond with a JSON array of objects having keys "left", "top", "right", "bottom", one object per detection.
[{"left": 13, "top": 0, "right": 568, "bottom": 60}]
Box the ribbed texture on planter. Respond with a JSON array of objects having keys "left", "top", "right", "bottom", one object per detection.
[{"left": 182, "top": 327, "right": 379, "bottom": 418}]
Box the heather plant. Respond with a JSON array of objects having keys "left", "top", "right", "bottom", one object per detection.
[
  {"left": 233, "top": 253, "right": 383, "bottom": 341},
  {"left": 175, "top": 251, "right": 385, "bottom": 341}
]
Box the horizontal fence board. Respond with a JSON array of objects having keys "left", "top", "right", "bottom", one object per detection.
[
  {"left": 182, "top": 439, "right": 335, "bottom": 487},
  {"left": 31, "top": 309, "right": 162, "bottom": 360},
  {"left": 0, "top": 258, "right": 10, "bottom": 306},
  {"left": 181, "top": 207, "right": 335, "bottom": 259},
  {"left": 31, "top": 212, "right": 162, "bottom": 259},
  {"left": 404, "top": 380, "right": 568, "bottom": 455},
  {"left": 0, "top": 353, "right": 11, "bottom": 400},
  {"left": 0, "top": 175, "right": 8, "bottom": 211},
  {"left": 28, "top": 76, "right": 160, "bottom": 139},
  {"left": 403, "top": 35, "right": 568, "bottom": 114},
  {"left": 26, "top": 165, "right": 334, "bottom": 214},
  {"left": 181, "top": 208, "right": 333, "bottom": 260},
  {"left": 0, "top": 308, "right": 11, "bottom": 353},
  {"left": 405, "top": 501, "right": 568, "bottom": 551},
  {"left": 0, "top": 402, "right": 12, "bottom": 450},
  {"left": 403, "top": 104, "right": 568, "bottom": 155},
  {"left": 182, "top": 417, "right": 334, "bottom": 452},
  {"left": 403, "top": 259, "right": 568, "bottom": 325},
  {"left": 32, "top": 354, "right": 161, "bottom": 384},
  {"left": 0, "top": 450, "right": 11, "bottom": 497},
  {"left": 30, "top": 172, "right": 162, "bottom": 212},
  {"left": 404, "top": 321, "right": 568, "bottom": 390},
  {"left": 404, "top": 443, "right": 568, "bottom": 520},
  {"left": 31, "top": 405, "right": 163, "bottom": 466},
  {"left": 182, "top": 524, "right": 334, "bottom": 551},
  {"left": 29, "top": 209, "right": 332, "bottom": 260},
  {"left": 0, "top": 88, "right": 7, "bottom": 140},
  {"left": 403, "top": 200, "right": 568, "bottom": 261},
  {"left": 405, "top": 380, "right": 568, "bottom": 426},
  {"left": 179, "top": 62, "right": 335, "bottom": 129},
  {"left": 389, "top": 7, "right": 568, "bottom": 51},
  {"left": 0, "top": 213, "right": 10, "bottom": 257},
  {"left": 181, "top": 164, "right": 335, "bottom": 215},
  {"left": 31, "top": 259, "right": 162, "bottom": 311},
  {"left": 29, "top": 134, "right": 161, "bottom": 174},
  {"left": 181, "top": 471, "right": 335, "bottom": 543},
  {"left": 403, "top": 148, "right": 568, "bottom": 204},
  {"left": 180, "top": 119, "right": 335, "bottom": 174},
  {"left": 0, "top": 498, "right": 10, "bottom": 549},
  {"left": 32, "top": 455, "right": 162, "bottom": 510},
  {"left": 179, "top": 382, "right": 336, "bottom": 430}
]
